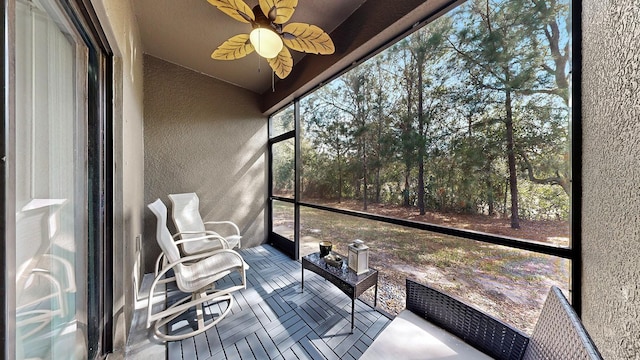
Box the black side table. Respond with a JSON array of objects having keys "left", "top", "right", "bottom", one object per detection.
[{"left": 301, "top": 252, "right": 378, "bottom": 333}]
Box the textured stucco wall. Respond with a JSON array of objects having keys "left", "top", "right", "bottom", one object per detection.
[
  {"left": 582, "top": 1, "right": 640, "bottom": 358},
  {"left": 91, "top": 0, "right": 145, "bottom": 354},
  {"left": 143, "top": 55, "right": 267, "bottom": 273}
]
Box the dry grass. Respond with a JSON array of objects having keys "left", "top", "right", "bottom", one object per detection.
[{"left": 281, "top": 203, "right": 570, "bottom": 334}]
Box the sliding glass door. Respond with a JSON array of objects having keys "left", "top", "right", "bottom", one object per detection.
[
  {"left": 269, "top": 104, "right": 298, "bottom": 258},
  {"left": 5, "top": 0, "right": 113, "bottom": 358},
  {"left": 14, "top": 0, "right": 88, "bottom": 358}
]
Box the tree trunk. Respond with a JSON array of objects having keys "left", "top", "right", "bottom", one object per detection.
[
  {"left": 402, "top": 52, "right": 414, "bottom": 208},
  {"left": 375, "top": 118, "right": 382, "bottom": 204},
  {"left": 483, "top": 155, "right": 494, "bottom": 216},
  {"left": 487, "top": 167, "right": 494, "bottom": 216},
  {"left": 503, "top": 178, "right": 508, "bottom": 218},
  {"left": 505, "top": 87, "right": 520, "bottom": 228},
  {"left": 402, "top": 115, "right": 412, "bottom": 208},
  {"left": 488, "top": 190, "right": 495, "bottom": 216},
  {"left": 363, "top": 147, "right": 368, "bottom": 211},
  {"left": 418, "top": 159, "right": 425, "bottom": 214},
  {"left": 417, "top": 59, "right": 426, "bottom": 215},
  {"left": 403, "top": 169, "right": 411, "bottom": 207},
  {"left": 360, "top": 106, "right": 368, "bottom": 211},
  {"left": 337, "top": 140, "right": 342, "bottom": 203},
  {"left": 375, "top": 167, "right": 381, "bottom": 203}
]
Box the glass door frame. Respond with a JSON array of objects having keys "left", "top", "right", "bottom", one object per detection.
[
  {"left": 1, "top": 0, "right": 15, "bottom": 358},
  {"left": 268, "top": 102, "right": 300, "bottom": 260}
]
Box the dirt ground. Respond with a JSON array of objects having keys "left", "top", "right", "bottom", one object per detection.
[
  {"left": 296, "top": 199, "right": 571, "bottom": 334},
  {"left": 313, "top": 199, "right": 570, "bottom": 246}
]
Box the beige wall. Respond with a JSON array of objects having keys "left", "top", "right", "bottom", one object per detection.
[
  {"left": 143, "top": 55, "right": 268, "bottom": 272},
  {"left": 582, "top": 1, "right": 640, "bottom": 358},
  {"left": 91, "top": 0, "right": 145, "bottom": 354}
]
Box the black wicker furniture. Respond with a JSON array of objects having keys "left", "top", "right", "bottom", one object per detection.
[
  {"left": 361, "top": 279, "right": 603, "bottom": 360},
  {"left": 301, "top": 252, "right": 378, "bottom": 333}
]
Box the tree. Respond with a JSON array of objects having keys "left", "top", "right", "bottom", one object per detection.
[
  {"left": 449, "top": 0, "right": 549, "bottom": 228},
  {"left": 518, "top": 0, "right": 572, "bottom": 195},
  {"left": 389, "top": 23, "right": 451, "bottom": 212},
  {"left": 411, "top": 30, "right": 429, "bottom": 215},
  {"left": 293, "top": 0, "right": 571, "bottom": 227},
  {"left": 369, "top": 58, "right": 394, "bottom": 204},
  {"left": 388, "top": 40, "right": 418, "bottom": 208},
  {"left": 323, "top": 65, "right": 375, "bottom": 210},
  {"left": 301, "top": 93, "right": 353, "bottom": 201}
]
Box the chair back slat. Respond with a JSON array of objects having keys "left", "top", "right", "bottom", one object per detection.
[
  {"left": 148, "top": 199, "right": 181, "bottom": 264},
  {"left": 169, "top": 193, "right": 210, "bottom": 259},
  {"left": 169, "top": 193, "right": 207, "bottom": 235}
]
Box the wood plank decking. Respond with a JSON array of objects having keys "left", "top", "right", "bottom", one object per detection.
[{"left": 165, "top": 245, "right": 392, "bottom": 360}]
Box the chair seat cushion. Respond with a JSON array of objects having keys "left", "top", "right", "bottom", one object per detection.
[
  {"left": 176, "top": 252, "right": 244, "bottom": 293},
  {"left": 183, "top": 234, "right": 241, "bottom": 255},
  {"left": 360, "top": 309, "right": 492, "bottom": 360}
]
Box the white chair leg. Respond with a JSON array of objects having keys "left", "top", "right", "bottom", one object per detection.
[
  {"left": 195, "top": 292, "right": 205, "bottom": 331},
  {"left": 150, "top": 287, "right": 239, "bottom": 342}
]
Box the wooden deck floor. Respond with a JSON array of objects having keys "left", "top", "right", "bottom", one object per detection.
[{"left": 165, "top": 245, "right": 392, "bottom": 360}]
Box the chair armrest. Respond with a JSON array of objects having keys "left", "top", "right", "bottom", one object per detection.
[
  {"left": 155, "top": 233, "right": 229, "bottom": 275},
  {"left": 159, "top": 248, "right": 246, "bottom": 273},
  {"left": 203, "top": 221, "right": 241, "bottom": 236},
  {"left": 154, "top": 252, "right": 166, "bottom": 276},
  {"left": 185, "top": 248, "right": 246, "bottom": 266},
  {"left": 172, "top": 230, "right": 223, "bottom": 240},
  {"left": 172, "top": 231, "right": 230, "bottom": 249}
]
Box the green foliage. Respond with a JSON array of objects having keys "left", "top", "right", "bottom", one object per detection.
[
  {"left": 270, "top": 105, "right": 295, "bottom": 137},
  {"left": 272, "top": 139, "right": 295, "bottom": 196},
  {"left": 291, "top": 0, "right": 572, "bottom": 224},
  {"left": 518, "top": 180, "right": 570, "bottom": 220}
]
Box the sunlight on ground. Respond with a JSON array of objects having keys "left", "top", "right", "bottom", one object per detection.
[
  {"left": 293, "top": 205, "right": 571, "bottom": 334},
  {"left": 546, "top": 236, "right": 570, "bottom": 246}
]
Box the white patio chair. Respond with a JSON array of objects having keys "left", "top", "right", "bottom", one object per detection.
[
  {"left": 16, "top": 254, "right": 76, "bottom": 339},
  {"left": 147, "top": 199, "right": 247, "bottom": 341},
  {"left": 168, "top": 192, "right": 241, "bottom": 255},
  {"left": 15, "top": 200, "right": 77, "bottom": 342}
]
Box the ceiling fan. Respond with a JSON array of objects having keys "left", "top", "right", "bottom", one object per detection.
[{"left": 208, "top": 0, "right": 335, "bottom": 79}]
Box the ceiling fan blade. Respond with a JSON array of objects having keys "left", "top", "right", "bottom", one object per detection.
[
  {"left": 207, "top": 0, "right": 255, "bottom": 23},
  {"left": 259, "top": 0, "right": 297, "bottom": 24},
  {"left": 267, "top": 47, "right": 293, "bottom": 79},
  {"left": 211, "top": 34, "right": 255, "bottom": 60},
  {"left": 282, "top": 23, "right": 335, "bottom": 55}
]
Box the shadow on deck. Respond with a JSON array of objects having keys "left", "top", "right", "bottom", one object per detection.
[{"left": 125, "top": 244, "right": 392, "bottom": 360}]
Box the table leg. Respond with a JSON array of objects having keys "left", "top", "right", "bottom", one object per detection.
[
  {"left": 374, "top": 283, "right": 378, "bottom": 308},
  {"left": 301, "top": 267, "right": 304, "bottom": 292},
  {"left": 351, "top": 298, "right": 355, "bottom": 333}
]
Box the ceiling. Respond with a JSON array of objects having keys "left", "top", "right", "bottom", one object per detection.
[{"left": 133, "top": 0, "right": 457, "bottom": 112}]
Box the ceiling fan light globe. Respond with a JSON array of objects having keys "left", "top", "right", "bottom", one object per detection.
[{"left": 250, "top": 28, "right": 283, "bottom": 59}]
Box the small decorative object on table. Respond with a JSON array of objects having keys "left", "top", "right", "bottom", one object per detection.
[
  {"left": 319, "top": 241, "right": 333, "bottom": 257},
  {"left": 323, "top": 253, "right": 343, "bottom": 268},
  {"left": 348, "top": 239, "right": 370, "bottom": 275}
]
